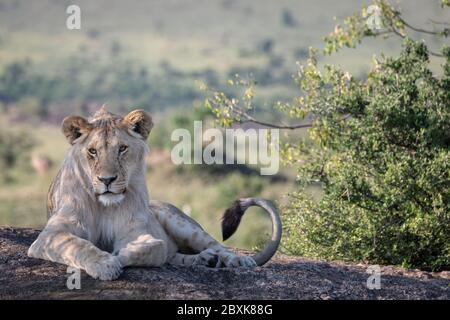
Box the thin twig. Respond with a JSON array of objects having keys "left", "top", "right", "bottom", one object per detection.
[
  {"left": 236, "top": 110, "right": 351, "bottom": 130},
  {"left": 389, "top": 25, "right": 444, "bottom": 57},
  {"left": 239, "top": 118, "right": 314, "bottom": 130},
  {"left": 429, "top": 19, "right": 450, "bottom": 27},
  {"left": 399, "top": 17, "right": 447, "bottom": 36}
]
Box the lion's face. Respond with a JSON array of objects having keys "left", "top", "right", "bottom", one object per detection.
[
  {"left": 83, "top": 127, "right": 143, "bottom": 206},
  {"left": 61, "top": 107, "right": 153, "bottom": 206}
]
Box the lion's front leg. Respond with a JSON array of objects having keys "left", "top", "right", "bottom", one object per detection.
[
  {"left": 114, "top": 233, "right": 168, "bottom": 267},
  {"left": 28, "top": 230, "right": 123, "bottom": 280}
]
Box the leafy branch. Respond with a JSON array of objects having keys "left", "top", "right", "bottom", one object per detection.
[{"left": 323, "top": 0, "right": 449, "bottom": 57}]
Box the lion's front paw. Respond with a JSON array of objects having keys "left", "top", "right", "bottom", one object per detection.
[
  {"left": 84, "top": 254, "right": 123, "bottom": 281},
  {"left": 219, "top": 253, "right": 257, "bottom": 268}
]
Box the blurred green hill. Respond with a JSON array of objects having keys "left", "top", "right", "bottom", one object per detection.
[{"left": 0, "top": 0, "right": 447, "bottom": 119}]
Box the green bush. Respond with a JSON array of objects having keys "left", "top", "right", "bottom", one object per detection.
[
  {"left": 282, "top": 40, "right": 449, "bottom": 271},
  {"left": 203, "top": 1, "right": 450, "bottom": 271}
]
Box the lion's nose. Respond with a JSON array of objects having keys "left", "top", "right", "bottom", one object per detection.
[{"left": 98, "top": 176, "right": 117, "bottom": 187}]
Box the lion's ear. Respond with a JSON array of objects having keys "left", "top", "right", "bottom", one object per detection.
[
  {"left": 123, "top": 109, "right": 153, "bottom": 140},
  {"left": 61, "top": 116, "right": 91, "bottom": 145}
]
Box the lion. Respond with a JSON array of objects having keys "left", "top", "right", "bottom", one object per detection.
[{"left": 28, "top": 106, "right": 282, "bottom": 280}]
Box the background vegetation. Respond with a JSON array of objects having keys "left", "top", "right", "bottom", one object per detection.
[
  {"left": 0, "top": 0, "right": 448, "bottom": 268},
  {"left": 205, "top": 1, "right": 449, "bottom": 271}
]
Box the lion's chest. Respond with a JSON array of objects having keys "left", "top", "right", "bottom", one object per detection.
[{"left": 86, "top": 208, "right": 135, "bottom": 252}]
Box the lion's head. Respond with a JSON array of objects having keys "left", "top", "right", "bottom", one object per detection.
[{"left": 61, "top": 106, "right": 153, "bottom": 206}]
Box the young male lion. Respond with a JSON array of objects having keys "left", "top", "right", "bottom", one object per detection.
[{"left": 28, "top": 106, "right": 282, "bottom": 280}]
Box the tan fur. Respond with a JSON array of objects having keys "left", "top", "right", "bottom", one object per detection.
[{"left": 28, "top": 107, "right": 256, "bottom": 281}]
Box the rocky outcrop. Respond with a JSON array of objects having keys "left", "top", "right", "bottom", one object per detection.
[{"left": 0, "top": 227, "right": 448, "bottom": 299}]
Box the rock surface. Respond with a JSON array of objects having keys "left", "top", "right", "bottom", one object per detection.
[{"left": 0, "top": 227, "right": 448, "bottom": 300}]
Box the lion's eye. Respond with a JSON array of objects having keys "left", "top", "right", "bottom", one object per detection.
[
  {"left": 119, "top": 145, "right": 128, "bottom": 154},
  {"left": 88, "top": 148, "right": 97, "bottom": 156}
]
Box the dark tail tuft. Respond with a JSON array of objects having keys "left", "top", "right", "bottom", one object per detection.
[{"left": 221, "top": 200, "right": 245, "bottom": 241}]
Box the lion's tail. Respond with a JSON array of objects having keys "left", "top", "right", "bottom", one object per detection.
[{"left": 221, "top": 198, "right": 282, "bottom": 266}]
